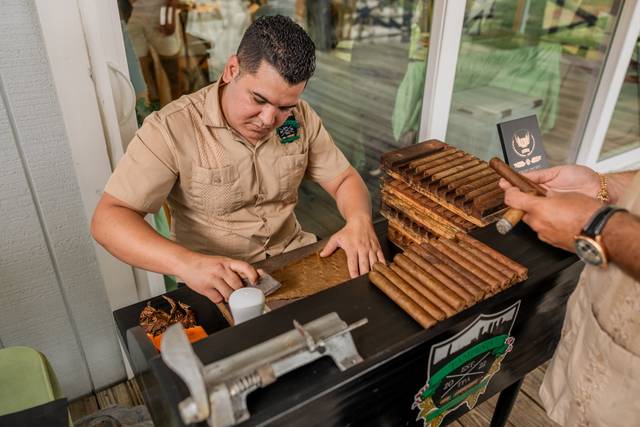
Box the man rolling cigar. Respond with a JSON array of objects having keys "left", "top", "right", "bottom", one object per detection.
[
  {"left": 91, "top": 16, "right": 384, "bottom": 304},
  {"left": 499, "top": 164, "right": 640, "bottom": 426}
]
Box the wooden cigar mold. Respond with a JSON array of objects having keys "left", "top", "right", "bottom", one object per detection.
[
  {"left": 369, "top": 234, "right": 528, "bottom": 329},
  {"left": 380, "top": 179, "right": 475, "bottom": 241},
  {"left": 455, "top": 173, "right": 498, "bottom": 196},
  {"left": 440, "top": 163, "right": 488, "bottom": 186},
  {"left": 372, "top": 140, "right": 527, "bottom": 329},
  {"left": 381, "top": 140, "right": 508, "bottom": 227},
  {"left": 413, "top": 151, "right": 464, "bottom": 172}
]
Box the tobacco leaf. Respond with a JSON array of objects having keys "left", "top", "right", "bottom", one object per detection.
[{"left": 139, "top": 296, "right": 198, "bottom": 336}]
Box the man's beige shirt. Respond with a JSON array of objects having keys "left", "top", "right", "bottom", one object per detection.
[
  {"left": 540, "top": 172, "right": 640, "bottom": 426},
  {"left": 105, "top": 80, "right": 350, "bottom": 262}
]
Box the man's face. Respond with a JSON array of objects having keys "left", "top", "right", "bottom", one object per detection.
[{"left": 220, "top": 57, "right": 306, "bottom": 144}]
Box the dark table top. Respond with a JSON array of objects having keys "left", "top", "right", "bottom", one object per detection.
[
  {"left": 174, "top": 220, "right": 576, "bottom": 360},
  {"left": 0, "top": 398, "right": 69, "bottom": 427},
  {"left": 114, "top": 219, "right": 581, "bottom": 426}
]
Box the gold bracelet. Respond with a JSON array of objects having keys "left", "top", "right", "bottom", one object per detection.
[{"left": 596, "top": 174, "right": 610, "bottom": 203}]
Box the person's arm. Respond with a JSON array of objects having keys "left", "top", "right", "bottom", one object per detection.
[
  {"left": 503, "top": 188, "right": 640, "bottom": 281},
  {"left": 604, "top": 171, "right": 637, "bottom": 204},
  {"left": 95, "top": 117, "right": 259, "bottom": 302},
  {"left": 499, "top": 164, "right": 637, "bottom": 204},
  {"left": 601, "top": 211, "right": 640, "bottom": 281},
  {"left": 317, "top": 166, "right": 385, "bottom": 278},
  {"left": 299, "top": 101, "right": 384, "bottom": 277},
  {"left": 91, "top": 193, "right": 257, "bottom": 302},
  {"left": 503, "top": 190, "right": 602, "bottom": 251}
]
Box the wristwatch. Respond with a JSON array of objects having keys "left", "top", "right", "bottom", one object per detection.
[{"left": 574, "top": 205, "right": 627, "bottom": 267}]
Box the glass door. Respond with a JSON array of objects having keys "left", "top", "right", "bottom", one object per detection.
[
  {"left": 599, "top": 37, "right": 640, "bottom": 162},
  {"left": 595, "top": 35, "right": 640, "bottom": 170},
  {"left": 574, "top": 0, "right": 640, "bottom": 171},
  {"left": 440, "top": 0, "right": 623, "bottom": 165}
]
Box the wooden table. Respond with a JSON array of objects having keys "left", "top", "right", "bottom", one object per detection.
[{"left": 114, "top": 220, "right": 581, "bottom": 427}]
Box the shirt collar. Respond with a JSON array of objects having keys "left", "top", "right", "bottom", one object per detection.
[{"left": 203, "top": 78, "right": 229, "bottom": 129}]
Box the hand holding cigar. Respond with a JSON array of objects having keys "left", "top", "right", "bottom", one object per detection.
[
  {"left": 491, "top": 162, "right": 607, "bottom": 250},
  {"left": 489, "top": 158, "right": 548, "bottom": 234}
]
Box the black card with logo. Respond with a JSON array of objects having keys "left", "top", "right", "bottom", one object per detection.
[{"left": 497, "top": 115, "right": 549, "bottom": 172}]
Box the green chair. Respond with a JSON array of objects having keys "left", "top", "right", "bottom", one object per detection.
[{"left": 0, "top": 346, "right": 72, "bottom": 426}]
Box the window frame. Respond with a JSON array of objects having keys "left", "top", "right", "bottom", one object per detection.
[{"left": 419, "top": 0, "right": 640, "bottom": 172}]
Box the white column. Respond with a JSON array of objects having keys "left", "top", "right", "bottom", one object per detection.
[
  {"left": 35, "top": 0, "right": 140, "bottom": 309},
  {"left": 75, "top": 0, "right": 168, "bottom": 299},
  {"left": 418, "top": 0, "right": 467, "bottom": 141}
]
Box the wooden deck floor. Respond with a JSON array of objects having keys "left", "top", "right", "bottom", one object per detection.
[{"left": 69, "top": 363, "right": 558, "bottom": 426}]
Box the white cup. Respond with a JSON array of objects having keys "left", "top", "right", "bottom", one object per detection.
[{"left": 228, "top": 287, "right": 265, "bottom": 325}]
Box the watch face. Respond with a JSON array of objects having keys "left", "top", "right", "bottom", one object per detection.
[{"left": 575, "top": 238, "right": 604, "bottom": 266}]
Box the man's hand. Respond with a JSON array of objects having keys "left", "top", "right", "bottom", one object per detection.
[
  {"left": 177, "top": 254, "right": 259, "bottom": 303},
  {"left": 320, "top": 216, "right": 386, "bottom": 278},
  {"left": 318, "top": 166, "right": 385, "bottom": 276},
  {"left": 504, "top": 188, "right": 602, "bottom": 251},
  {"left": 499, "top": 165, "right": 600, "bottom": 198}
]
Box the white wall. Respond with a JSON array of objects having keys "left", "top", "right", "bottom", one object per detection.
[
  {"left": 34, "top": 0, "right": 144, "bottom": 310},
  {"left": 0, "top": 0, "right": 125, "bottom": 398}
]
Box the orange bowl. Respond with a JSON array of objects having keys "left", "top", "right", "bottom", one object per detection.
[{"left": 147, "top": 325, "right": 208, "bottom": 351}]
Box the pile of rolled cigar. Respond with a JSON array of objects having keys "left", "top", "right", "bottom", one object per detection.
[
  {"left": 368, "top": 233, "right": 527, "bottom": 328},
  {"left": 381, "top": 140, "right": 507, "bottom": 235},
  {"left": 381, "top": 178, "right": 475, "bottom": 244}
]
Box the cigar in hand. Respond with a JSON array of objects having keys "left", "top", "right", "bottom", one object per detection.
[{"left": 489, "top": 158, "right": 547, "bottom": 234}]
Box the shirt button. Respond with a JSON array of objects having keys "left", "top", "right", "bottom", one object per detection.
[
  {"left": 256, "top": 194, "right": 264, "bottom": 203},
  {"left": 260, "top": 217, "right": 267, "bottom": 223}
]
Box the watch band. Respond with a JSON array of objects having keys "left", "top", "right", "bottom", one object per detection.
[
  {"left": 582, "top": 205, "right": 628, "bottom": 237},
  {"left": 595, "top": 174, "right": 610, "bottom": 202}
]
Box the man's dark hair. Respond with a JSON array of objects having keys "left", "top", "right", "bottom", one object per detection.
[{"left": 237, "top": 15, "right": 316, "bottom": 85}]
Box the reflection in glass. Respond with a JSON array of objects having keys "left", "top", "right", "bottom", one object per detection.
[
  {"left": 445, "top": 0, "right": 620, "bottom": 165},
  {"left": 600, "top": 37, "right": 640, "bottom": 161},
  {"left": 116, "top": 0, "right": 432, "bottom": 237}
]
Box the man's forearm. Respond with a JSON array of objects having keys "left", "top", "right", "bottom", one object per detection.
[
  {"left": 606, "top": 170, "right": 637, "bottom": 204},
  {"left": 602, "top": 211, "right": 640, "bottom": 281},
  {"left": 334, "top": 172, "right": 372, "bottom": 222},
  {"left": 91, "top": 202, "right": 191, "bottom": 278}
]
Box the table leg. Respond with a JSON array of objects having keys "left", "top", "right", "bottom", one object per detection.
[{"left": 489, "top": 378, "right": 523, "bottom": 427}]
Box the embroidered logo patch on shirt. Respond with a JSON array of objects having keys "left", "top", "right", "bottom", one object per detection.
[{"left": 276, "top": 115, "right": 300, "bottom": 144}]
